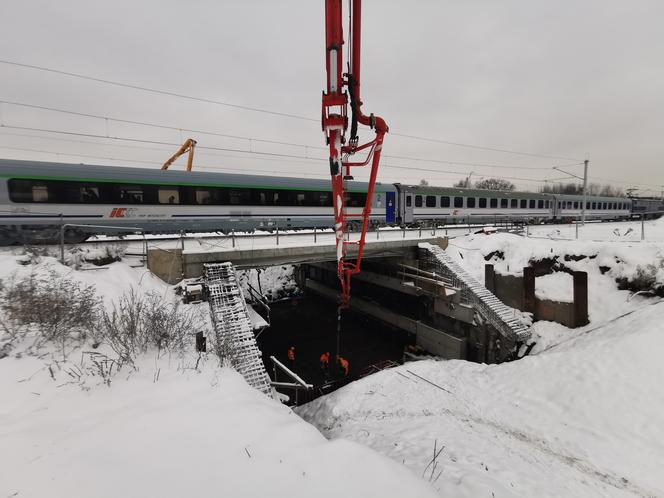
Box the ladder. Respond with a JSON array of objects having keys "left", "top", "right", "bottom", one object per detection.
[{"left": 205, "top": 262, "right": 274, "bottom": 397}]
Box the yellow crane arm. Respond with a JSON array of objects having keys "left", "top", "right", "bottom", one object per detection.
[{"left": 161, "top": 138, "right": 197, "bottom": 171}]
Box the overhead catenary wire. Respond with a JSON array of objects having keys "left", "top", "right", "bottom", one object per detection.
[
  {"left": 0, "top": 99, "right": 568, "bottom": 171},
  {"left": 0, "top": 59, "right": 585, "bottom": 162},
  {"left": 0, "top": 122, "right": 652, "bottom": 188},
  {"left": 0, "top": 125, "right": 562, "bottom": 185},
  {"left": 0, "top": 59, "right": 317, "bottom": 123}
]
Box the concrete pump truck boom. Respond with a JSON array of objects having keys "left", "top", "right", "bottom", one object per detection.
[{"left": 322, "top": 0, "right": 388, "bottom": 365}]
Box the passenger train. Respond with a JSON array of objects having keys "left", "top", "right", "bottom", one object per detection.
[{"left": 0, "top": 158, "right": 636, "bottom": 244}]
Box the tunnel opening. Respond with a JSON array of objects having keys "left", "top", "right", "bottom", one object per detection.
[{"left": 256, "top": 294, "right": 413, "bottom": 405}]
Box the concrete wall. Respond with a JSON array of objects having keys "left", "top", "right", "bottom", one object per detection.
[
  {"left": 485, "top": 265, "right": 589, "bottom": 328},
  {"left": 147, "top": 248, "right": 182, "bottom": 284}
]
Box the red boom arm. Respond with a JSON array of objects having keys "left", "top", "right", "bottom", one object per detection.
[{"left": 322, "top": 0, "right": 388, "bottom": 309}]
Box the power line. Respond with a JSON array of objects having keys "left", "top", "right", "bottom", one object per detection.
[
  {"left": 0, "top": 99, "right": 569, "bottom": 171},
  {"left": 0, "top": 124, "right": 554, "bottom": 184},
  {"left": 0, "top": 59, "right": 317, "bottom": 122},
  {"left": 2, "top": 122, "right": 654, "bottom": 188},
  {"left": 0, "top": 59, "right": 584, "bottom": 161},
  {"left": 389, "top": 132, "right": 582, "bottom": 162}
]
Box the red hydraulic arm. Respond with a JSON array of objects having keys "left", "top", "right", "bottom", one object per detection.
[{"left": 322, "top": 0, "right": 388, "bottom": 309}]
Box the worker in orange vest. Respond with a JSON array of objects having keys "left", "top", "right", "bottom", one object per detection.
[
  {"left": 337, "top": 356, "right": 349, "bottom": 377},
  {"left": 320, "top": 351, "right": 330, "bottom": 373},
  {"left": 287, "top": 346, "right": 295, "bottom": 367}
]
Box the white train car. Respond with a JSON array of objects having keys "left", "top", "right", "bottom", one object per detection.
[
  {"left": 553, "top": 194, "right": 631, "bottom": 221},
  {"left": 395, "top": 185, "right": 554, "bottom": 225},
  {"left": 0, "top": 159, "right": 396, "bottom": 244}
]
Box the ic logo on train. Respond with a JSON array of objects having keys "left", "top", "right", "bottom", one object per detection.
[{"left": 109, "top": 208, "right": 127, "bottom": 218}]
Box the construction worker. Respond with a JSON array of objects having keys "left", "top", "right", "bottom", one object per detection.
[
  {"left": 337, "top": 356, "right": 349, "bottom": 377},
  {"left": 320, "top": 351, "right": 330, "bottom": 373},
  {"left": 287, "top": 346, "right": 296, "bottom": 367}
]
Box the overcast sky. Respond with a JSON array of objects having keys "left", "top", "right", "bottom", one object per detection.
[{"left": 0, "top": 0, "right": 662, "bottom": 194}]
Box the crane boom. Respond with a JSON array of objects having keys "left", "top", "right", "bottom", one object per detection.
[{"left": 322, "top": 0, "right": 388, "bottom": 309}]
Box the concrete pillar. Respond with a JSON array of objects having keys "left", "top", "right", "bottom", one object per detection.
[
  {"left": 523, "top": 267, "right": 536, "bottom": 313},
  {"left": 485, "top": 264, "right": 495, "bottom": 293},
  {"left": 573, "top": 271, "right": 589, "bottom": 327}
]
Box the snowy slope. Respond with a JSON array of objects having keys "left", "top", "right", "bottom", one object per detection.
[
  {"left": 0, "top": 248, "right": 438, "bottom": 498},
  {"left": 299, "top": 299, "right": 664, "bottom": 497},
  {"left": 0, "top": 354, "right": 438, "bottom": 498},
  {"left": 299, "top": 231, "right": 664, "bottom": 497}
]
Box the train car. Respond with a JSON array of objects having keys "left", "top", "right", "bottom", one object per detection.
[
  {"left": 630, "top": 197, "right": 664, "bottom": 220},
  {"left": 394, "top": 184, "right": 555, "bottom": 225},
  {"left": 0, "top": 159, "right": 396, "bottom": 244},
  {"left": 552, "top": 194, "right": 631, "bottom": 221}
]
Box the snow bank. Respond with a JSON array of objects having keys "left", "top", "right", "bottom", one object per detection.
[
  {"left": 0, "top": 352, "right": 437, "bottom": 498},
  {"left": 535, "top": 272, "right": 573, "bottom": 302},
  {"left": 299, "top": 300, "right": 664, "bottom": 497},
  {"left": 0, "top": 249, "right": 437, "bottom": 498}
]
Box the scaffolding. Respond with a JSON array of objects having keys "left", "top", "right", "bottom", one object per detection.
[{"left": 204, "top": 262, "right": 274, "bottom": 398}]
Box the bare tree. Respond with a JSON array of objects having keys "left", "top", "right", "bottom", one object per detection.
[
  {"left": 419, "top": 179, "right": 429, "bottom": 186},
  {"left": 474, "top": 178, "right": 515, "bottom": 191}
]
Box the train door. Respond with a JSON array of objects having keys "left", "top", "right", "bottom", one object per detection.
[
  {"left": 386, "top": 191, "right": 396, "bottom": 224},
  {"left": 403, "top": 192, "right": 414, "bottom": 223}
]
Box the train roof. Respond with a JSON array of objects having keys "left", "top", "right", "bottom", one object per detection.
[
  {"left": 0, "top": 158, "right": 394, "bottom": 193},
  {"left": 398, "top": 184, "right": 552, "bottom": 200}
]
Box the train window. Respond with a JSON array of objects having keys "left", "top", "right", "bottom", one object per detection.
[
  {"left": 566, "top": 201, "right": 572, "bottom": 209},
  {"left": 602, "top": 202, "right": 607, "bottom": 209},
  {"left": 613, "top": 202, "right": 618, "bottom": 209},
  {"left": 415, "top": 195, "right": 423, "bottom": 207},
  {"left": 228, "top": 189, "right": 251, "bottom": 205},
  {"left": 467, "top": 197, "right": 476, "bottom": 208},
  {"left": 511, "top": 199, "right": 518, "bottom": 208},
  {"left": 573, "top": 201, "right": 579, "bottom": 209},
  {"left": 296, "top": 193, "right": 306, "bottom": 206},
  {"left": 585, "top": 201, "right": 590, "bottom": 209},
  {"left": 500, "top": 198, "right": 508, "bottom": 208},
  {"left": 441, "top": 196, "right": 450, "bottom": 207},
  {"left": 557, "top": 201, "right": 561, "bottom": 209},
  {"left": 348, "top": 191, "right": 367, "bottom": 207},
  {"left": 538, "top": 200, "right": 544, "bottom": 209},
  {"left": 406, "top": 195, "right": 412, "bottom": 207},
  {"left": 426, "top": 195, "right": 436, "bottom": 207},
  {"left": 521, "top": 199, "right": 527, "bottom": 209},
  {"left": 118, "top": 185, "right": 144, "bottom": 204},
  {"left": 545, "top": 200, "right": 550, "bottom": 208},
  {"left": 479, "top": 198, "right": 487, "bottom": 208},
  {"left": 529, "top": 200, "right": 535, "bottom": 209},
  {"left": 32, "top": 185, "right": 49, "bottom": 202},
  {"left": 60, "top": 183, "right": 103, "bottom": 204},
  {"left": 454, "top": 196, "right": 463, "bottom": 208},
  {"left": 591, "top": 202, "right": 596, "bottom": 209},
  {"left": 158, "top": 188, "right": 180, "bottom": 204},
  {"left": 318, "top": 192, "right": 331, "bottom": 206},
  {"left": 195, "top": 189, "right": 213, "bottom": 204},
  {"left": 490, "top": 198, "right": 497, "bottom": 208}
]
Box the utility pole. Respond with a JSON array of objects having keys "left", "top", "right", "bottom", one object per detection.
[{"left": 581, "top": 159, "right": 589, "bottom": 225}]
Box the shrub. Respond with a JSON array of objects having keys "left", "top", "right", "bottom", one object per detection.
[
  {"left": 99, "top": 288, "right": 204, "bottom": 366},
  {"left": 0, "top": 270, "right": 100, "bottom": 358}
]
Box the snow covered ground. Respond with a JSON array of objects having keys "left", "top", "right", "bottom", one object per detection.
[
  {"left": 299, "top": 218, "right": 664, "bottom": 497},
  {"left": 0, "top": 250, "right": 437, "bottom": 498},
  {"left": 3, "top": 218, "right": 664, "bottom": 497}
]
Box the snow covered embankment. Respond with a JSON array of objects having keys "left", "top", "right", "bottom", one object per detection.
[
  {"left": 0, "top": 250, "right": 437, "bottom": 498},
  {"left": 299, "top": 232, "right": 664, "bottom": 498}
]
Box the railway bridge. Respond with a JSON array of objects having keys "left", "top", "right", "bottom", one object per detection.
[{"left": 148, "top": 233, "right": 531, "bottom": 364}]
